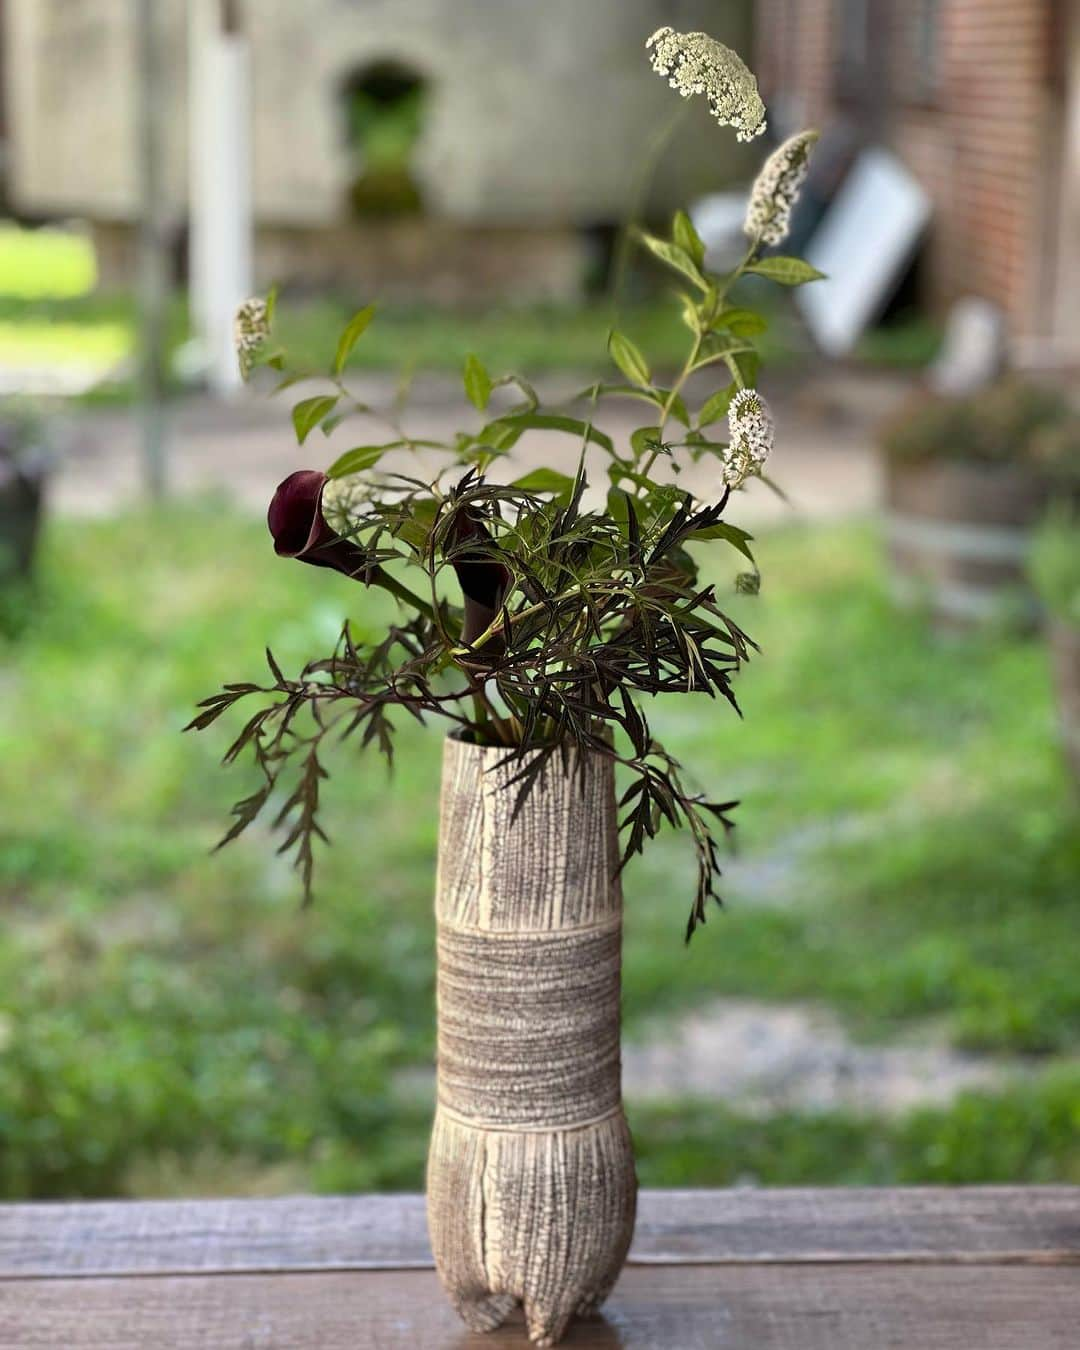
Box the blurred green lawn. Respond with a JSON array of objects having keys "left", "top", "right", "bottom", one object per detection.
[
  {"left": 0, "top": 219, "right": 934, "bottom": 387},
  {"left": 1, "top": 506, "right": 1076, "bottom": 1199}
]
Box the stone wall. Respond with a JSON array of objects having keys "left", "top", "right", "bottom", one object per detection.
[
  {"left": 90, "top": 218, "right": 591, "bottom": 304},
  {"left": 5, "top": 0, "right": 754, "bottom": 228}
]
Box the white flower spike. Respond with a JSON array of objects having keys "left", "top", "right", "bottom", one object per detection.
[
  {"left": 646, "top": 27, "right": 767, "bottom": 142},
  {"left": 744, "top": 129, "right": 819, "bottom": 247},
  {"left": 234, "top": 297, "right": 271, "bottom": 381},
  {"left": 724, "top": 388, "right": 774, "bottom": 488}
]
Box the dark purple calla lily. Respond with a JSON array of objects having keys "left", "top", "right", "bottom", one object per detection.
[
  {"left": 445, "top": 509, "right": 512, "bottom": 650},
  {"left": 267, "top": 470, "right": 370, "bottom": 578},
  {"left": 269, "top": 470, "right": 510, "bottom": 652}
]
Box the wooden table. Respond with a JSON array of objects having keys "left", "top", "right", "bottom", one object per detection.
[{"left": 1, "top": 1188, "right": 1077, "bottom": 1348}]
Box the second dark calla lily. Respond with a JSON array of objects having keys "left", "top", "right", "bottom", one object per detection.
[
  {"left": 444, "top": 509, "right": 512, "bottom": 651},
  {"left": 267, "top": 471, "right": 509, "bottom": 647}
]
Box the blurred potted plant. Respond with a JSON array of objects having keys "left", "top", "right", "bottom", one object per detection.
[
  {"left": 880, "top": 378, "right": 1078, "bottom": 626},
  {"left": 0, "top": 402, "right": 50, "bottom": 590},
  {"left": 1030, "top": 508, "right": 1080, "bottom": 787},
  {"left": 194, "top": 29, "right": 821, "bottom": 1347}
]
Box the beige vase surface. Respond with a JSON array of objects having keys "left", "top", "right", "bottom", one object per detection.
[{"left": 427, "top": 736, "right": 637, "bottom": 1348}]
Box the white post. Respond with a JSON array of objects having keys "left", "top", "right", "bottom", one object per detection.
[
  {"left": 189, "top": 0, "right": 253, "bottom": 397},
  {"left": 137, "top": 0, "right": 169, "bottom": 497}
]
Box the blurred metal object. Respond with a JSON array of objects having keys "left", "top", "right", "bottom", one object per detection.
[
  {"left": 690, "top": 191, "right": 748, "bottom": 271},
  {"left": 0, "top": 460, "right": 45, "bottom": 585},
  {"left": 797, "top": 148, "right": 932, "bottom": 358},
  {"left": 189, "top": 0, "right": 253, "bottom": 397},
  {"left": 0, "top": 406, "right": 54, "bottom": 586},
  {"left": 929, "top": 298, "right": 1008, "bottom": 397},
  {"left": 136, "top": 0, "right": 169, "bottom": 498}
]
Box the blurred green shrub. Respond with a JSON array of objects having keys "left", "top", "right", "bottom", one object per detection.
[
  {"left": 1030, "top": 508, "right": 1080, "bottom": 625},
  {"left": 880, "top": 377, "right": 1077, "bottom": 473}
]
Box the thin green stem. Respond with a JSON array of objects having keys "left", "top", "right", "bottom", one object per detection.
[
  {"left": 609, "top": 102, "right": 692, "bottom": 325},
  {"left": 367, "top": 565, "right": 435, "bottom": 621}
]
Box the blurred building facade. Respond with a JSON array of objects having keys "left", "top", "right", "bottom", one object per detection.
[
  {"left": 755, "top": 0, "right": 1080, "bottom": 362},
  {"left": 3, "top": 0, "right": 753, "bottom": 303}
]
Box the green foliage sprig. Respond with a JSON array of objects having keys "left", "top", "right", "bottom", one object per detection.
[{"left": 196, "top": 56, "right": 824, "bottom": 938}]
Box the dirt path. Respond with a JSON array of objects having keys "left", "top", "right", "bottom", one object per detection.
[
  {"left": 50, "top": 368, "right": 901, "bottom": 523},
  {"left": 620, "top": 998, "right": 1017, "bottom": 1115}
]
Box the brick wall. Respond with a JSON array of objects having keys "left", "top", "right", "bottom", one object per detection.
[
  {"left": 755, "top": 0, "right": 1061, "bottom": 338},
  {"left": 755, "top": 0, "right": 834, "bottom": 129}
]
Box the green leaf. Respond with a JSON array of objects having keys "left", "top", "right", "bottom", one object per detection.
[
  {"left": 606, "top": 485, "right": 631, "bottom": 531},
  {"left": 575, "top": 382, "right": 687, "bottom": 426},
  {"left": 393, "top": 497, "right": 438, "bottom": 549},
  {"left": 511, "top": 468, "right": 576, "bottom": 503},
  {"left": 687, "top": 520, "right": 756, "bottom": 562},
  {"left": 744, "top": 256, "right": 826, "bottom": 286},
  {"left": 677, "top": 291, "right": 703, "bottom": 335},
  {"left": 492, "top": 372, "right": 539, "bottom": 410},
  {"left": 463, "top": 353, "right": 493, "bottom": 411},
  {"left": 658, "top": 390, "right": 691, "bottom": 427},
  {"left": 327, "top": 444, "right": 397, "bottom": 478},
  {"left": 633, "top": 229, "right": 709, "bottom": 291},
  {"left": 608, "top": 462, "right": 663, "bottom": 494},
  {"left": 273, "top": 369, "right": 309, "bottom": 393},
  {"left": 691, "top": 334, "right": 755, "bottom": 374},
  {"left": 608, "top": 331, "right": 651, "bottom": 388},
  {"left": 631, "top": 425, "right": 664, "bottom": 459},
  {"left": 699, "top": 385, "right": 735, "bottom": 427},
  {"left": 264, "top": 285, "right": 279, "bottom": 325},
  {"left": 714, "top": 307, "right": 769, "bottom": 337},
  {"left": 333, "top": 304, "right": 376, "bottom": 374},
  {"left": 673, "top": 210, "right": 706, "bottom": 269},
  {"left": 730, "top": 350, "right": 761, "bottom": 388},
  {"left": 292, "top": 394, "right": 340, "bottom": 446},
  {"left": 487, "top": 412, "right": 615, "bottom": 454}
]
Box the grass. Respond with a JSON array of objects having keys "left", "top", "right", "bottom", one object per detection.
[
  {"left": 634, "top": 1067, "right": 1080, "bottom": 1187},
  {"left": 0, "top": 505, "right": 1077, "bottom": 1198},
  {"left": 274, "top": 297, "right": 693, "bottom": 374},
  {"left": 854, "top": 314, "right": 943, "bottom": 369},
  {"left": 0, "top": 288, "right": 700, "bottom": 395},
  {"left": 0, "top": 224, "right": 98, "bottom": 299},
  {"left": 0, "top": 218, "right": 801, "bottom": 386},
  {"left": 0, "top": 219, "right": 942, "bottom": 400}
]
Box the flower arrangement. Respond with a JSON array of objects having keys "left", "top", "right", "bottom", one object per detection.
[{"left": 192, "top": 33, "right": 823, "bottom": 941}]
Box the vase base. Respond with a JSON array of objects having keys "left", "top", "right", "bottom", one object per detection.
[
  {"left": 456, "top": 1290, "right": 517, "bottom": 1333},
  {"left": 453, "top": 1290, "right": 601, "bottom": 1347},
  {"left": 428, "top": 1107, "right": 637, "bottom": 1346}
]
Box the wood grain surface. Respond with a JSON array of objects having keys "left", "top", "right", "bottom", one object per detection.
[
  {"left": 3, "top": 1188, "right": 1076, "bottom": 1280},
  {"left": 2, "top": 1263, "right": 1078, "bottom": 1350},
  {"left": 3, "top": 1188, "right": 1077, "bottom": 1349}
]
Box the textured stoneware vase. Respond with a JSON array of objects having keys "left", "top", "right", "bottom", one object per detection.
[{"left": 427, "top": 737, "right": 638, "bottom": 1347}]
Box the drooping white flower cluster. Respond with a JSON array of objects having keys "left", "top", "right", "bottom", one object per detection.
[
  {"left": 743, "top": 129, "right": 819, "bottom": 247},
  {"left": 234, "top": 297, "right": 271, "bottom": 381},
  {"left": 646, "top": 27, "right": 766, "bottom": 142},
  {"left": 723, "top": 388, "right": 774, "bottom": 488},
  {"left": 321, "top": 473, "right": 376, "bottom": 535}
]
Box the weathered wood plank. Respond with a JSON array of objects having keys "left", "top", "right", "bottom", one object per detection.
[
  {"left": 1, "top": 1188, "right": 1076, "bottom": 1280},
  {"left": 1, "top": 1264, "right": 1077, "bottom": 1349}
]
